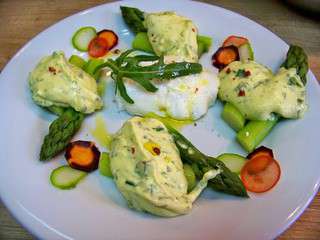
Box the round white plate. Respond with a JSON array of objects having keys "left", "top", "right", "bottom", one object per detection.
[{"left": 0, "top": 1, "right": 319, "bottom": 239}]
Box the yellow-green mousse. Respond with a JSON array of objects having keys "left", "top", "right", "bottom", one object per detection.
[
  {"left": 218, "top": 61, "right": 307, "bottom": 120},
  {"left": 110, "top": 117, "right": 220, "bottom": 217},
  {"left": 144, "top": 12, "right": 198, "bottom": 63},
  {"left": 29, "top": 51, "right": 103, "bottom": 114}
]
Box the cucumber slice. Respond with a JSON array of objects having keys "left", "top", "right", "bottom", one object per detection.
[
  {"left": 183, "top": 163, "right": 196, "bottom": 192},
  {"left": 237, "top": 116, "right": 279, "bottom": 152},
  {"left": 217, "top": 153, "right": 246, "bottom": 174},
  {"left": 72, "top": 26, "right": 97, "bottom": 52},
  {"left": 50, "top": 165, "right": 87, "bottom": 190},
  {"left": 221, "top": 102, "right": 246, "bottom": 132},
  {"left": 239, "top": 43, "right": 254, "bottom": 61},
  {"left": 69, "top": 55, "right": 87, "bottom": 69},
  {"left": 99, "top": 152, "right": 113, "bottom": 178}
]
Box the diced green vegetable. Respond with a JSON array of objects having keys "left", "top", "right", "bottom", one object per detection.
[
  {"left": 236, "top": 116, "right": 279, "bottom": 152},
  {"left": 238, "top": 43, "right": 254, "bottom": 61},
  {"left": 197, "top": 35, "right": 212, "bottom": 57},
  {"left": 69, "top": 55, "right": 87, "bottom": 69},
  {"left": 183, "top": 163, "right": 196, "bottom": 192},
  {"left": 72, "top": 26, "right": 97, "bottom": 52},
  {"left": 132, "top": 32, "right": 154, "bottom": 53},
  {"left": 84, "top": 58, "right": 104, "bottom": 79},
  {"left": 221, "top": 102, "right": 246, "bottom": 132},
  {"left": 50, "top": 165, "right": 87, "bottom": 189},
  {"left": 217, "top": 153, "right": 246, "bottom": 174},
  {"left": 99, "top": 152, "right": 113, "bottom": 178}
]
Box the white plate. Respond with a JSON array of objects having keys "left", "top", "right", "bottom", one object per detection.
[{"left": 0, "top": 1, "right": 319, "bottom": 239}]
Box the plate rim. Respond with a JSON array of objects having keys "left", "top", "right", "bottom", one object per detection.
[{"left": 0, "top": 0, "right": 319, "bottom": 239}]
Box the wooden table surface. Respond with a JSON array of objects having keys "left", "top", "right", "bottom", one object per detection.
[{"left": 0, "top": 0, "right": 319, "bottom": 239}]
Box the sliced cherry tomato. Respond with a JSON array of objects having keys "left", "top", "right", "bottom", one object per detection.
[
  {"left": 241, "top": 157, "right": 281, "bottom": 193},
  {"left": 223, "top": 35, "right": 249, "bottom": 47},
  {"left": 88, "top": 37, "right": 109, "bottom": 58},
  {"left": 97, "top": 30, "right": 118, "bottom": 50}
]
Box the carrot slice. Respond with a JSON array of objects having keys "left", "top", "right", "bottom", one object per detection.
[
  {"left": 97, "top": 30, "right": 118, "bottom": 50},
  {"left": 241, "top": 157, "right": 281, "bottom": 193},
  {"left": 65, "top": 140, "right": 100, "bottom": 172},
  {"left": 88, "top": 37, "right": 109, "bottom": 58},
  {"left": 223, "top": 35, "right": 249, "bottom": 47},
  {"left": 212, "top": 46, "right": 239, "bottom": 70}
]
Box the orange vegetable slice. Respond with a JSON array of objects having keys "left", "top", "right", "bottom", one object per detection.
[
  {"left": 65, "top": 141, "right": 100, "bottom": 172},
  {"left": 212, "top": 46, "right": 239, "bottom": 70},
  {"left": 97, "top": 30, "right": 118, "bottom": 50}
]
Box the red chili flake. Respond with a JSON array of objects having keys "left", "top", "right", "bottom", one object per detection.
[
  {"left": 194, "top": 87, "right": 199, "bottom": 93},
  {"left": 48, "top": 66, "right": 56, "bottom": 74},
  {"left": 226, "top": 68, "right": 231, "bottom": 74},
  {"left": 244, "top": 70, "right": 251, "bottom": 77},
  {"left": 153, "top": 147, "right": 161, "bottom": 155},
  {"left": 238, "top": 90, "right": 246, "bottom": 97},
  {"left": 131, "top": 147, "right": 135, "bottom": 154}
]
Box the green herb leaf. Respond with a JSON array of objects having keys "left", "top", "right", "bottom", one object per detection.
[{"left": 94, "top": 50, "right": 202, "bottom": 104}]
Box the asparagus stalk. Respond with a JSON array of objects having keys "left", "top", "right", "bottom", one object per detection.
[
  {"left": 166, "top": 124, "right": 248, "bottom": 197},
  {"left": 281, "top": 45, "right": 308, "bottom": 86},
  {"left": 40, "top": 108, "right": 84, "bottom": 161},
  {"left": 120, "top": 6, "right": 147, "bottom": 33}
]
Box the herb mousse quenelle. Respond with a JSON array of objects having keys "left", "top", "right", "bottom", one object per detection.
[
  {"left": 114, "top": 9, "right": 219, "bottom": 120},
  {"left": 29, "top": 51, "right": 103, "bottom": 114},
  {"left": 110, "top": 117, "right": 221, "bottom": 217},
  {"left": 218, "top": 60, "right": 307, "bottom": 120}
]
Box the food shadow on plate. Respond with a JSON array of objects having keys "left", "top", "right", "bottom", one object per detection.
[
  {"left": 24, "top": 83, "right": 55, "bottom": 122},
  {"left": 97, "top": 173, "right": 158, "bottom": 219}
]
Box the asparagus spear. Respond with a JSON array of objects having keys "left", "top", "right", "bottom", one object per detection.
[
  {"left": 120, "top": 6, "right": 147, "bottom": 33},
  {"left": 40, "top": 108, "right": 84, "bottom": 161},
  {"left": 166, "top": 124, "right": 248, "bottom": 197},
  {"left": 281, "top": 45, "right": 308, "bottom": 86}
]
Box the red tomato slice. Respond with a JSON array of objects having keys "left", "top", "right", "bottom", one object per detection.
[
  {"left": 223, "top": 35, "right": 249, "bottom": 47},
  {"left": 88, "top": 37, "right": 109, "bottom": 58},
  {"left": 241, "top": 157, "right": 281, "bottom": 193}
]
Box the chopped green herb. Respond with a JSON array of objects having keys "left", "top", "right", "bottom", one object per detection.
[{"left": 235, "top": 69, "right": 246, "bottom": 78}]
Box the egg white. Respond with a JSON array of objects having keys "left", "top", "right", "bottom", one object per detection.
[{"left": 115, "top": 68, "right": 219, "bottom": 120}]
